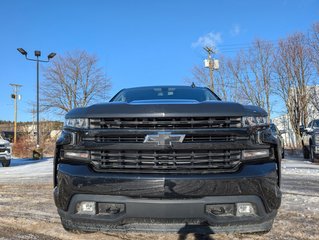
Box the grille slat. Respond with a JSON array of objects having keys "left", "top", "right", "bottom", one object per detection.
[
  {"left": 90, "top": 135, "right": 248, "bottom": 144},
  {"left": 90, "top": 117, "right": 242, "bottom": 129},
  {"left": 91, "top": 150, "right": 241, "bottom": 173}
]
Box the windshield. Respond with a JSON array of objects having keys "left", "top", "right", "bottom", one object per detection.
[
  {"left": 313, "top": 120, "right": 319, "bottom": 128},
  {"left": 111, "top": 87, "right": 219, "bottom": 103},
  {"left": 270, "top": 124, "right": 277, "bottom": 133}
]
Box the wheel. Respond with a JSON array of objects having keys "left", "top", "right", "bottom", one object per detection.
[
  {"left": 1, "top": 159, "right": 11, "bottom": 167},
  {"left": 303, "top": 146, "right": 310, "bottom": 159},
  {"left": 310, "top": 146, "right": 314, "bottom": 162},
  {"left": 310, "top": 146, "right": 319, "bottom": 163}
]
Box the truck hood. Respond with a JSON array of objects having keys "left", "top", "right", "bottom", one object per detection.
[
  {"left": 0, "top": 139, "right": 10, "bottom": 145},
  {"left": 66, "top": 100, "right": 267, "bottom": 118}
]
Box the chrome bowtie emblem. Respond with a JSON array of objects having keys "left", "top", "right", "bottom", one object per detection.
[{"left": 144, "top": 132, "right": 185, "bottom": 146}]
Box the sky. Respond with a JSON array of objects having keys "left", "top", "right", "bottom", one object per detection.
[{"left": 0, "top": 0, "right": 318, "bottom": 122}]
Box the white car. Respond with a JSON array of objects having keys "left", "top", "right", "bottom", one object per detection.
[{"left": 0, "top": 136, "right": 11, "bottom": 167}]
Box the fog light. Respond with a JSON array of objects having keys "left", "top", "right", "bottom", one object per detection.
[
  {"left": 76, "top": 201, "right": 96, "bottom": 215},
  {"left": 205, "top": 204, "right": 235, "bottom": 216},
  {"left": 98, "top": 203, "right": 125, "bottom": 215},
  {"left": 236, "top": 203, "right": 256, "bottom": 216},
  {"left": 242, "top": 149, "right": 269, "bottom": 160}
]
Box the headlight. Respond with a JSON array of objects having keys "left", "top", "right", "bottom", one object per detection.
[
  {"left": 242, "top": 149, "right": 269, "bottom": 160},
  {"left": 63, "top": 150, "right": 90, "bottom": 161},
  {"left": 65, "top": 118, "right": 89, "bottom": 129},
  {"left": 242, "top": 116, "right": 268, "bottom": 127}
]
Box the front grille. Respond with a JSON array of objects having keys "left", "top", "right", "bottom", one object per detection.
[
  {"left": 90, "top": 117, "right": 242, "bottom": 129},
  {"left": 91, "top": 135, "right": 249, "bottom": 143},
  {"left": 91, "top": 150, "right": 241, "bottom": 173}
]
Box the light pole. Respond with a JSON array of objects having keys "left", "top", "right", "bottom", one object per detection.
[{"left": 17, "top": 48, "right": 56, "bottom": 150}]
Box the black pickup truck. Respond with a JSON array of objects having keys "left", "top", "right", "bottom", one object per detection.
[
  {"left": 53, "top": 85, "right": 281, "bottom": 234},
  {"left": 301, "top": 119, "right": 319, "bottom": 162}
]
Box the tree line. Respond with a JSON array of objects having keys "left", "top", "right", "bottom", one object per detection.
[{"left": 188, "top": 22, "right": 319, "bottom": 145}]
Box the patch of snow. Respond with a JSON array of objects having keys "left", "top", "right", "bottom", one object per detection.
[{"left": 0, "top": 158, "right": 53, "bottom": 184}]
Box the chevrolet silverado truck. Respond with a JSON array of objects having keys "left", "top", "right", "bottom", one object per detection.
[
  {"left": 301, "top": 119, "right": 319, "bottom": 162},
  {"left": 54, "top": 85, "right": 282, "bottom": 234},
  {"left": 0, "top": 135, "right": 12, "bottom": 167}
]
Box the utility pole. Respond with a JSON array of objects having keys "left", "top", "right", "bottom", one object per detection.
[
  {"left": 10, "top": 83, "right": 22, "bottom": 144},
  {"left": 203, "top": 46, "right": 219, "bottom": 92}
]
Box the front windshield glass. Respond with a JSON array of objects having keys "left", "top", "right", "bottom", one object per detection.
[
  {"left": 313, "top": 120, "right": 319, "bottom": 128},
  {"left": 111, "top": 87, "right": 219, "bottom": 103},
  {"left": 270, "top": 124, "right": 277, "bottom": 134}
]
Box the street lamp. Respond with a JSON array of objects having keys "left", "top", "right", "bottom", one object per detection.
[{"left": 17, "top": 48, "right": 56, "bottom": 152}]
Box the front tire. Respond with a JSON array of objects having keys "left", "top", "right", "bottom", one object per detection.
[
  {"left": 303, "top": 146, "right": 310, "bottom": 159},
  {"left": 310, "top": 146, "right": 319, "bottom": 163},
  {"left": 1, "top": 159, "right": 11, "bottom": 167}
]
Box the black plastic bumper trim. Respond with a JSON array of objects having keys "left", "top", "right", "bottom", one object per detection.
[{"left": 57, "top": 194, "right": 277, "bottom": 233}]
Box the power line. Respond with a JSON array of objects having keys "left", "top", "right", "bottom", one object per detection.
[{"left": 218, "top": 39, "right": 278, "bottom": 48}]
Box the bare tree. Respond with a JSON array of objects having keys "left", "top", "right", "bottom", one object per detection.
[
  {"left": 42, "top": 50, "right": 111, "bottom": 114},
  {"left": 308, "top": 22, "right": 319, "bottom": 112},
  {"left": 226, "top": 40, "right": 274, "bottom": 120},
  {"left": 228, "top": 51, "right": 265, "bottom": 107},
  {"left": 188, "top": 43, "right": 274, "bottom": 115},
  {"left": 248, "top": 39, "right": 274, "bottom": 120},
  {"left": 274, "top": 33, "right": 313, "bottom": 145},
  {"left": 215, "top": 56, "right": 240, "bottom": 102},
  {"left": 309, "top": 22, "right": 319, "bottom": 74}
]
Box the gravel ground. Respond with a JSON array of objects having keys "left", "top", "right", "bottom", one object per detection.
[{"left": 0, "top": 156, "right": 318, "bottom": 240}]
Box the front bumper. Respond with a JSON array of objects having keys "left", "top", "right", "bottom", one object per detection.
[
  {"left": 54, "top": 162, "right": 281, "bottom": 232},
  {"left": 0, "top": 152, "right": 11, "bottom": 161},
  {"left": 58, "top": 194, "right": 276, "bottom": 233},
  {"left": 314, "top": 145, "right": 319, "bottom": 154}
]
